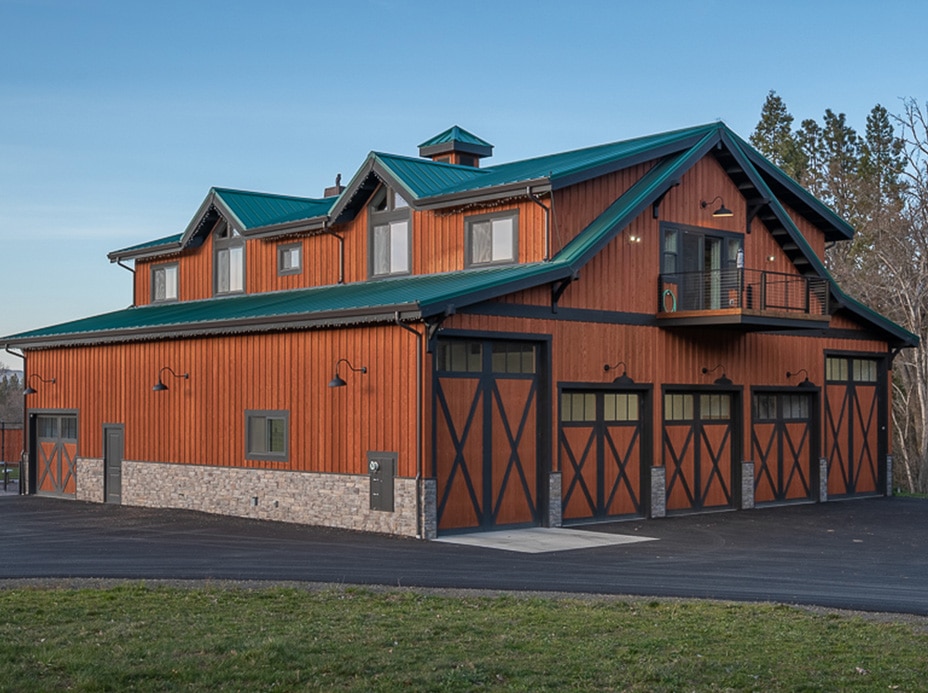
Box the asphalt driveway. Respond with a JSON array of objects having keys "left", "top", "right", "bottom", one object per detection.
[{"left": 2, "top": 494, "right": 927, "bottom": 615}]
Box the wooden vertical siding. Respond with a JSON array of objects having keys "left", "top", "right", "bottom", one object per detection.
[
  {"left": 22, "top": 324, "right": 420, "bottom": 479},
  {"left": 0, "top": 425, "right": 23, "bottom": 463}
]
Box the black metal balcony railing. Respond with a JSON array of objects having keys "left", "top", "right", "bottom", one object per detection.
[{"left": 658, "top": 268, "right": 829, "bottom": 317}]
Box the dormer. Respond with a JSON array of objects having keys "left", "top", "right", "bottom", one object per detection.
[{"left": 418, "top": 126, "right": 493, "bottom": 168}]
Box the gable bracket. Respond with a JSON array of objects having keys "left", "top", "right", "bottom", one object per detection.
[
  {"left": 651, "top": 179, "right": 681, "bottom": 219},
  {"left": 551, "top": 272, "right": 579, "bottom": 313},
  {"left": 745, "top": 197, "right": 771, "bottom": 235}
]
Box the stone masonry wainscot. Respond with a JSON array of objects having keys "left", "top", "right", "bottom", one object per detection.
[{"left": 115, "top": 460, "right": 420, "bottom": 536}]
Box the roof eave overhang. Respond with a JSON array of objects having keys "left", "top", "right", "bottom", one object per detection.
[
  {"left": 414, "top": 178, "right": 552, "bottom": 211},
  {"left": 418, "top": 142, "right": 493, "bottom": 159},
  {"left": 107, "top": 242, "right": 184, "bottom": 263},
  {"left": 2, "top": 303, "right": 425, "bottom": 351},
  {"left": 240, "top": 215, "right": 330, "bottom": 239}
]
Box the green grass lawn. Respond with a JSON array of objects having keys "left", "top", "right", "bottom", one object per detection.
[{"left": 0, "top": 586, "right": 925, "bottom": 691}]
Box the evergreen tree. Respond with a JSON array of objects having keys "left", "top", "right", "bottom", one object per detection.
[{"left": 750, "top": 91, "right": 806, "bottom": 181}]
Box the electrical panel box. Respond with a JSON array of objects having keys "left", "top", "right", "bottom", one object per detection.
[{"left": 367, "top": 451, "right": 396, "bottom": 512}]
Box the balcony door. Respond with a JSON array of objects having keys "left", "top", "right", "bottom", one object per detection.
[{"left": 662, "top": 223, "right": 742, "bottom": 312}]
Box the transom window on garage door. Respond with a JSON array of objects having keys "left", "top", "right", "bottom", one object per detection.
[
  {"left": 826, "top": 356, "right": 878, "bottom": 383},
  {"left": 561, "top": 392, "right": 639, "bottom": 422},
  {"left": 436, "top": 341, "right": 535, "bottom": 374},
  {"left": 664, "top": 393, "right": 731, "bottom": 421},
  {"left": 754, "top": 393, "right": 810, "bottom": 420}
]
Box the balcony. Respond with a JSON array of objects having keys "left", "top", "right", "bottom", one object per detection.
[{"left": 657, "top": 268, "right": 830, "bottom": 330}]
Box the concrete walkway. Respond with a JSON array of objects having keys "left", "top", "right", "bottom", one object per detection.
[{"left": 2, "top": 494, "right": 927, "bottom": 615}]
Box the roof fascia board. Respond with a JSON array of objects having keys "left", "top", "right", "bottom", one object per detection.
[
  {"left": 240, "top": 215, "right": 330, "bottom": 239},
  {"left": 326, "top": 154, "right": 387, "bottom": 224},
  {"left": 414, "top": 179, "right": 552, "bottom": 210},
  {"left": 2, "top": 303, "right": 425, "bottom": 350},
  {"left": 107, "top": 240, "right": 183, "bottom": 263},
  {"left": 549, "top": 130, "right": 718, "bottom": 192},
  {"left": 722, "top": 132, "right": 917, "bottom": 347},
  {"left": 556, "top": 130, "right": 721, "bottom": 272},
  {"left": 417, "top": 263, "right": 573, "bottom": 318}
]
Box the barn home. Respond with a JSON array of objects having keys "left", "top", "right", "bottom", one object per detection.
[{"left": 2, "top": 122, "right": 916, "bottom": 538}]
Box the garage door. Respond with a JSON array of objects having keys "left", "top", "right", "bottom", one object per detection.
[
  {"left": 433, "top": 339, "right": 541, "bottom": 532},
  {"left": 752, "top": 391, "right": 815, "bottom": 504},
  {"left": 825, "top": 356, "right": 884, "bottom": 497},
  {"left": 559, "top": 389, "right": 647, "bottom": 521},
  {"left": 34, "top": 414, "right": 78, "bottom": 497},
  {"left": 663, "top": 391, "right": 736, "bottom": 512}
]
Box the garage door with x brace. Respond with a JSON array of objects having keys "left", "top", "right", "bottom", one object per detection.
[
  {"left": 752, "top": 390, "right": 817, "bottom": 504},
  {"left": 663, "top": 390, "right": 739, "bottom": 512},
  {"left": 825, "top": 355, "right": 886, "bottom": 497},
  {"left": 559, "top": 387, "right": 650, "bottom": 522},
  {"left": 432, "top": 339, "right": 542, "bottom": 532},
  {"left": 32, "top": 412, "right": 78, "bottom": 497}
]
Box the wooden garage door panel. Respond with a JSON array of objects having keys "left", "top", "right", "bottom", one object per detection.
[
  {"left": 435, "top": 378, "right": 484, "bottom": 530},
  {"left": 491, "top": 379, "right": 537, "bottom": 526},
  {"left": 560, "top": 426, "right": 597, "bottom": 520},
  {"left": 699, "top": 424, "right": 732, "bottom": 508},
  {"left": 603, "top": 425, "right": 642, "bottom": 516},
  {"left": 664, "top": 425, "right": 695, "bottom": 512}
]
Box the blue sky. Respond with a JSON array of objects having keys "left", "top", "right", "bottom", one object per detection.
[{"left": 1, "top": 0, "right": 926, "bottom": 343}]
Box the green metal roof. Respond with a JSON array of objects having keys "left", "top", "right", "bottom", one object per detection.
[
  {"left": 110, "top": 233, "right": 183, "bottom": 257},
  {"left": 418, "top": 126, "right": 493, "bottom": 149},
  {"left": 212, "top": 188, "right": 335, "bottom": 229},
  {"left": 2, "top": 263, "right": 572, "bottom": 349}
]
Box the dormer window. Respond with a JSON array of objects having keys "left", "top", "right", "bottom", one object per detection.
[
  {"left": 151, "top": 262, "right": 178, "bottom": 303},
  {"left": 278, "top": 242, "right": 302, "bottom": 276},
  {"left": 465, "top": 211, "right": 518, "bottom": 267},
  {"left": 369, "top": 186, "right": 411, "bottom": 277},
  {"left": 214, "top": 221, "right": 244, "bottom": 295}
]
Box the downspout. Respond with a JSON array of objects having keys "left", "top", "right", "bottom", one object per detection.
[
  {"left": 527, "top": 187, "right": 551, "bottom": 261},
  {"left": 115, "top": 259, "right": 137, "bottom": 307},
  {"left": 394, "top": 313, "right": 424, "bottom": 538},
  {"left": 322, "top": 218, "right": 345, "bottom": 285},
  {"left": 5, "top": 347, "right": 26, "bottom": 495}
]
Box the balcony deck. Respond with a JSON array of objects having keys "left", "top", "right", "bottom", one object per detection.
[{"left": 656, "top": 268, "right": 830, "bottom": 331}]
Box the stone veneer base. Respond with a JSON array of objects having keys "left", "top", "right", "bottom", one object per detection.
[{"left": 88, "top": 460, "right": 423, "bottom": 537}]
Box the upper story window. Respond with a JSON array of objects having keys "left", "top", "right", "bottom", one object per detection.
[
  {"left": 278, "top": 242, "right": 302, "bottom": 276},
  {"left": 465, "top": 211, "right": 518, "bottom": 267},
  {"left": 661, "top": 223, "right": 742, "bottom": 311},
  {"left": 214, "top": 221, "right": 244, "bottom": 295},
  {"left": 151, "top": 262, "right": 178, "bottom": 303},
  {"left": 369, "top": 187, "right": 411, "bottom": 277}
]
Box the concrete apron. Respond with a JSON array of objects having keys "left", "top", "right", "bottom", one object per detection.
[{"left": 435, "top": 527, "right": 658, "bottom": 554}]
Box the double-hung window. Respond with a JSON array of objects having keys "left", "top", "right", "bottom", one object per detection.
[
  {"left": 369, "top": 187, "right": 411, "bottom": 277},
  {"left": 214, "top": 222, "right": 245, "bottom": 295},
  {"left": 466, "top": 211, "right": 518, "bottom": 267},
  {"left": 151, "top": 262, "right": 178, "bottom": 302},
  {"left": 245, "top": 410, "right": 289, "bottom": 461}
]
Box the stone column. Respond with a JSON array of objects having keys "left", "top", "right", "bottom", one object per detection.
[
  {"left": 819, "top": 458, "right": 829, "bottom": 502},
  {"left": 886, "top": 455, "right": 894, "bottom": 496},
  {"left": 421, "top": 478, "right": 437, "bottom": 540},
  {"left": 548, "top": 472, "right": 562, "bottom": 528},
  {"left": 650, "top": 466, "right": 666, "bottom": 518},
  {"left": 741, "top": 460, "right": 755, "bottom": 510}
]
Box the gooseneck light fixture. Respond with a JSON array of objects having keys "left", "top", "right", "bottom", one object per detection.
[
  {"left": 700, "top": 195, "right": 734, "bottom": 218},
  {"left": 328, "top": 358, "right": 367, "bottom": 388},
  {"left": 786, "top": 369, "right": 815, "bottom": 387},
  {"left": 153, "top": 366, "right": 188, "bottom": 392},
  {"left": 701, "top": 364, "right": 733, "bottom": 385},
  {"left": 23, "top": 373, "right": 55, "bottom": 396},
  {"left": 603, "top": 361, "right": 635, "bottom": 385}
]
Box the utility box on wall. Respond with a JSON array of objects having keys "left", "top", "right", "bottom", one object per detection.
[{"left": 367, "top": 451, "right": 396, "bottom": 512}]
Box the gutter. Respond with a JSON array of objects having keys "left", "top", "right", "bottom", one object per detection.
[
  {"left": 115, "top": 259, "right": 136, "bottom": 307},
  {"left": 526, "top": 186, "right": 551, "bottom": 261}
]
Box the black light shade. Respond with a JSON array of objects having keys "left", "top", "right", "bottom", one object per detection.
[
  {"left": 701, "top": 196, "right": 733, "bottom": 218},
  {"left": 328, "top": 358, "right": 367, "bottom": 388},
  {"left": 153, "top": 366, "right": 188, "bottom": 392},
  {"left": 24, "top": 374, "right": 55, "bottom": 396}
]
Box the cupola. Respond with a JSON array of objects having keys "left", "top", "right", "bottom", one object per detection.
[{"left": 418, "top": 126, "right": 493, "bottom": 167}]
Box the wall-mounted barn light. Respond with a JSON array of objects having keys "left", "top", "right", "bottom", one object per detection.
[
  {"left": 701, "top": 364, "right": 733, "bottom": 385},
  {"left": 328, "top": 358, "right": 367, "bottom": 388},
  {"left": 786, "top": 369, "right": 815, "bottom": 388},
  {"left": 603, "top": 361, "right": 635, "bottom": 385},
  {"left": 700, "top": 195, "right": 733, "bottom": 218},
  {"left": 153, "top": 366, "right": 188, "bottom": 392},
  {"left": 23, "top": 374, "right": 55, "bottom": 396}
]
